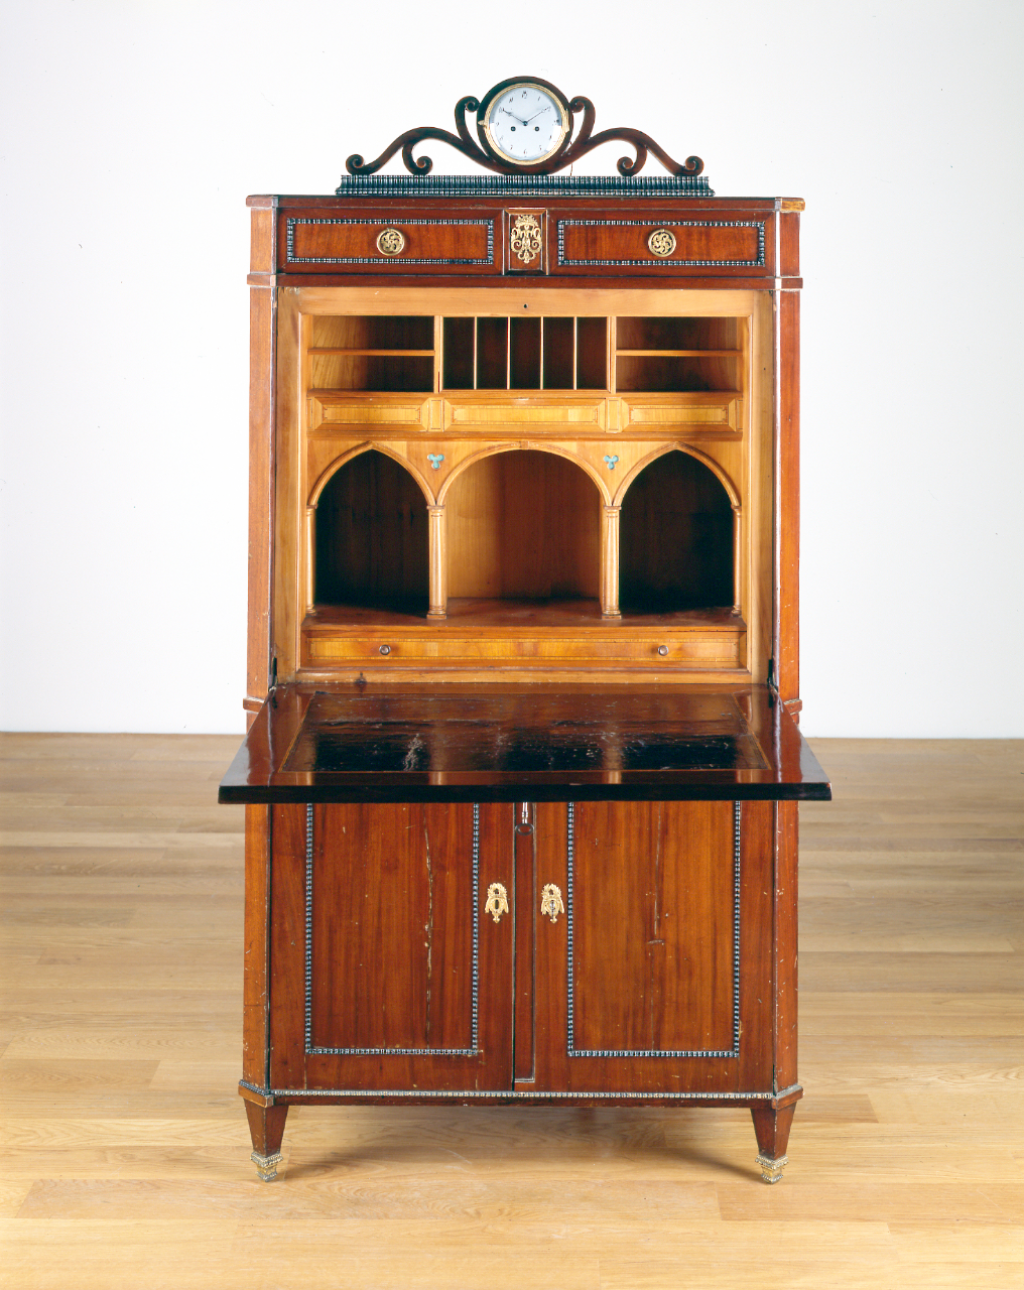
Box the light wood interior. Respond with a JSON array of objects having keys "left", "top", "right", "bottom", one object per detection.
[
  {"left": 5, "top": 733, "right": 1020, "bottom": 1288},
  {"left": 279, "top": 287, "right": 768, "bottom": 683},
  {"left": 445, "top": 450, "right": 600, "bottom": 600},
  {"left": 309, "top": 314, "right": 435, "bottom": 392},
  {"left": 616, "top": 316, "right": 744, "bottom": 393}
]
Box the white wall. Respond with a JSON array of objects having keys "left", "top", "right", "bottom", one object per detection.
[{"left": 1, "top": 1, "right": 1021, "bottom": 736}]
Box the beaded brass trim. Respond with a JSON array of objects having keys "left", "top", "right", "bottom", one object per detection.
[
  {"left": 305, "top": 804, "right": 481, "bottom": 1056},
  {"left": 566, "top": 801, "right": 742, "bottom": 1058},
  {"left": 251, "top": 1150, "right": 283, "bottom": 1182},
  {"left": 755, "top": 1153, "right": 788, "bottom": 1184}
]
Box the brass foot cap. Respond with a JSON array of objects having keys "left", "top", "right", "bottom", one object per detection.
[
  {"left": 755, "top": 1153, "right": 788, "bottom": 1184},
  {"left": 251, "top": 1150, "right": 284, "bottom": 1182}
]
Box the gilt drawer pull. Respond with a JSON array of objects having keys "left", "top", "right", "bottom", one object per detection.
[
  {"left": 647, "top": 228, "right": 677, "bottom": 257},
  {"left": 376, "top": 227, "right": 406, "bottom": 256}
]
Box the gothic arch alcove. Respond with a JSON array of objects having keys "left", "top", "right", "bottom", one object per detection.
[
  {"left": 314, "top": 449, "right": 429, "bottom": 614},
  {"left": 619, "top": 450, "right": 734, "bottom": 614},
  {"left": 445, "top": 449, "right": 600, "bottom": 604}
]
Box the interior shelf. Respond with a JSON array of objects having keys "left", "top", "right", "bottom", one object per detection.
[
  {"left": 616, "top": 349, "right": 741, "bottom": 358},
  {"left": 306, "top": 599, "right": 743, "bottom": 630},
  {"left": 309, "top": 315, "right": 435, "bottom": 392},
  {"left": 616, "top": 356, "right": 740, "bottom": 393},
  {"left": 614, "top": 316, "right": 744, "bottom": 394},
  {"left": 305, "top": 313, "right": 746, "bottom": 396},
  {"left": 308, "top": 348, "right": 435, "bottom": 357}
]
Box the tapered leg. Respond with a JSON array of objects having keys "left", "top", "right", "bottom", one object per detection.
[
  {"left": 751, "top": 1103, "right": 795, "bottom": 1184},
  {"left": 245, "top": 1101, "right": 289, "bottom": 1182}
]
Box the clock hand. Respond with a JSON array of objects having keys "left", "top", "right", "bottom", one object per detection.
[
  {"left": 500, "top": 107, "right": 529, "bottom": 125},
  {"left": 524, "top": 106, "right": 554, "bottom": 123}
]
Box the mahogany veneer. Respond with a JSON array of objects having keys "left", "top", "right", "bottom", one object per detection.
[{"left": 224, "top": 164, "right": 826, "bottom": 1186}]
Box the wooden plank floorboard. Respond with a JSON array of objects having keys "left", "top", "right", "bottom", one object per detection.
[{"left": 1, "top": 732, "right": 1022, "bottom": 1289}]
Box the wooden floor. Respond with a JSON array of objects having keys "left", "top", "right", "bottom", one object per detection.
[{"left": 1, "top": 734, "right": 1021, "bottom": 1289}]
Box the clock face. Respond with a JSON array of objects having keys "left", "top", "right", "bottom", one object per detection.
[{"left": 483, "top": 83, "right": 568, "bottom": 165}]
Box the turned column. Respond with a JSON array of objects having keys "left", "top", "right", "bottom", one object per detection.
[
  {"left": 305, "top": 505, "right": 316, "bottom": 613},
  {"left": 427, "top": 504, "right": 448, "bottom": 620},
  {"left": 600, "top": 504, "right": 621, "bottom": 619},
  {"left": 731, "top": 502, "right": 742, "bottom": 616}
]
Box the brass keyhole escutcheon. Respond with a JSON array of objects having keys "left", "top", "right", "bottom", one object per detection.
[
  {"left": 647, "top": 228, "right": 676, "bottom": 258},
  {"left": 540, "top": 883, "right": 565, "bottom": 924},
  {"left": 484, "top": 882, "right": 509, "bottom": 923},
  {"left": 376, "top": 227, "right": 406, "bottom": 256},
  {"left": 510, "top": 213, "right": 543, "bottom": 266}
]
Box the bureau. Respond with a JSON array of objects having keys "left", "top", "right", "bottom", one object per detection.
[{"left": 220, "top": 79, "right": 830, "bottom": 1185}]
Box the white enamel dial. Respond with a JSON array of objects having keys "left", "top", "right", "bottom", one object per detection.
[{"left": 484, "top": 83, "right": 567, "bottom": 164}]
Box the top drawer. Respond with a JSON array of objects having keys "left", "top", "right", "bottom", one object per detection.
[
  {"left": 553, "top": 215, "right": 771, "bottom": 275},
  {"left": 281, "top": 213, "right": 499, "bottom": 274}
]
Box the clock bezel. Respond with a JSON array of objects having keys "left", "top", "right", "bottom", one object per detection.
[{"left": 478, "top": 77, "right": 571, "bottom": 169}]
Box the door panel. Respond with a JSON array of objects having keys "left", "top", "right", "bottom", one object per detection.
[
  {"left": 310, "top": 803, "right": 475, "bottom": 1053},
  {"left": 534, "top": 800, "right": 775, "bottom": 1095},
  {"left": 570, "top": 801, "right": 735, "bottom": 1055},
  {"left": 270, "top": 802, "right": 515, "bottom": 1092}
]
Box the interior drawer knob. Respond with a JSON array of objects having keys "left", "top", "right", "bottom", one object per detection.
[
  {"left": 379, "top": 644, "right": 391, "bottom": 655},
  {"left": 657, "top": 644, "right": 669, "bottom": 656}
]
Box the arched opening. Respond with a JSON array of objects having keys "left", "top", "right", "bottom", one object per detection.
[
  {"left": 619, "top": 451, "right": 733, "bottom": 614},
  {"left": 446, "top": 450, "right": 600, "bottom": 605},
  {"left": 314, "top": 450, "right": 428, "bottom": 614}
]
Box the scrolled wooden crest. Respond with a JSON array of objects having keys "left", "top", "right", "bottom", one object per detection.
[{"left": 345, "top": 76, "right": 703, "bottom": 179}]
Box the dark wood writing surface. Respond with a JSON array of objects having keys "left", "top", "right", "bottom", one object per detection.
[{"left": 219, "top": 683, "right": 830, "bottom": 804}]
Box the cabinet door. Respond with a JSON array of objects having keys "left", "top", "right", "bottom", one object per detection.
[
  {"left": 268, "top": 802, "right": 514, "bottom": 1093},
  {"left": 533, "top": 800, "right": 775, "bottom": 1096}
]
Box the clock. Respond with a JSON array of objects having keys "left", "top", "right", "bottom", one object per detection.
[
  {"left": 344, "top": 79, "right": 705, "bottom": 180},
  {"left": 479, "top": 78, "right": 570, "bottom": 167}
]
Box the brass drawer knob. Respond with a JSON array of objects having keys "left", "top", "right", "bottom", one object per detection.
[
  {"left": 379, "top": 644, "right": 391, "bottom": 655},
  {"left": 647, "top": 228, "right": 676, "bottom": 258},
  {"left": 376, "top": 227, "right": 406, "bottom": 256},
  {"left": 657, "top": 645, "right": 669, "bottom": 656}
]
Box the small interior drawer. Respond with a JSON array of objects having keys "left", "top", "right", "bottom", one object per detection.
[{"left": 303, "top": 630, "right": 745, "bottom": 670}]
